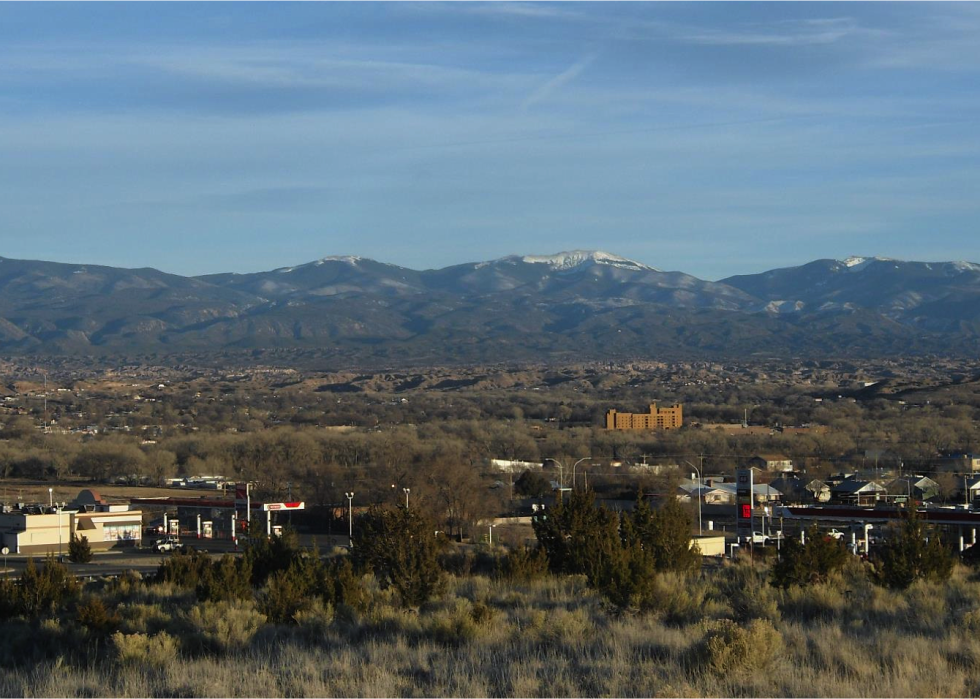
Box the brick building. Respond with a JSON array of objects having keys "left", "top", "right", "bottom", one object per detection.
[{"left": 605, "top": 403, "right": 683, "bottom": 430}]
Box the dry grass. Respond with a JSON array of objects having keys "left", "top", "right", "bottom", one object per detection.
[{"left": 4, "top": 563, "right": 980, "bottom": 697}]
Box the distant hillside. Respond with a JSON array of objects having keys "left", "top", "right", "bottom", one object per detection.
[{"left": 1, "top": 251, "right": 979, "bottom": 363}]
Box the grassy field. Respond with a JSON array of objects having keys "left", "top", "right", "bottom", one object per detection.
[{"left": 3, "top": 557, "right": 980, "bottom": 697}]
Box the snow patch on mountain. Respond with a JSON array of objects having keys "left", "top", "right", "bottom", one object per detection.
[
  {"left": 765, "top": 300, "right": 805, "bottom": 314},
  {"left": 839, "top": 256, "right": 895, "bottom": 272},
  {"left": 316, "top": 256, "right": 363, "bottom": 266},
  {"left": 952, "top": 261, "right": 980, "bottom": 273},
  {"left": 519, "top": 250, "right": 658, "bottom": 272}
]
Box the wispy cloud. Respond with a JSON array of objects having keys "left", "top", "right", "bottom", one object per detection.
[
  {"left": 679, "top": 17, "right": 871, "bottom": 47},
  {"left": 453, "top": 3, "right": 589, "bottom": 23},
  {"left": 521, "top": 53, "right": 597, "bottom": 110}
]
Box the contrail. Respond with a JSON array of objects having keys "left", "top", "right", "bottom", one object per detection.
[{"left": 521, "top": 52, "right": 598, "bottom": 111}]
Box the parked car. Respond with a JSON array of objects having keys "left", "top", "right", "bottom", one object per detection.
[
  {"left": 826, "top": 529, "right": 846, "bottom": 540},
  {"left": 153, "top": 538, "right": 184, "bottom": 553},
  {"left": 750, "top": 531, "right": 771, "bottom": 545}
]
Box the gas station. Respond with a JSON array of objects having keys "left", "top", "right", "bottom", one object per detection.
[{"left": 129, "top": 482, "right": 304, "bottom": 543}]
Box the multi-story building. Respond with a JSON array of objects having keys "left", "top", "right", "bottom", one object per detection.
[{"left": 605, "top": 403, "right": 683, "bottom": 430}]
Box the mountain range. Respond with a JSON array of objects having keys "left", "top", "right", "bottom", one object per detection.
[{"left": 2, "top": 251, "right": 979, "bottom": 363}]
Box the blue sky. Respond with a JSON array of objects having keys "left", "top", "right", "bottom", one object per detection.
[{"left": 2, "top": 2, "right": 980, "bottom": 280}]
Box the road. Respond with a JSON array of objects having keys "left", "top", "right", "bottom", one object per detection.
[{"left": 0, "top": 533, "right": 352, "bottom": 580}]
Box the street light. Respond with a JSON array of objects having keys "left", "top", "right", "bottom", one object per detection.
[
  {"left": 683, "top": 460, "right": 703, "bottom": 536},
  {"left": 403, "top": 487, "right": 410, "bottom": 509},
  {"left": 57, "top": 503, "right": 64, "bottom": 561},
  {"left": 48, "top": 488, "right": 53, "bottom": 509},
  {"left": 571, "top": 457, "right": 592, "bottom": 490},
  {"left": 544, "top": 458, "right": 564, "bottom": 489},
  {"left": 345, "top": 492, "right": 354, "bottom": 547}
]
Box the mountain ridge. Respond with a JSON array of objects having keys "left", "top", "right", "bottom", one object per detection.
[{"left": 2, "top": 251, "right": 979, "bottom": 362}]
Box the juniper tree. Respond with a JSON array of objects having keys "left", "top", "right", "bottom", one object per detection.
[
  {"left": 873, "top": 509, "right": 954, "bottom": 590},
  {"left": 351, "top": 505, "right": 447, "bottom": 607},
  {"left": 68, "top": 533, "right": 93, "bottom": 564},
  {"left": 770, "top": 525, "right": 848, "bottom": 589}
]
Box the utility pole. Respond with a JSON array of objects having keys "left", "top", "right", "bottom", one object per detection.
[{"left": 345, "top": 492, "right": 354, "bottom": 547}]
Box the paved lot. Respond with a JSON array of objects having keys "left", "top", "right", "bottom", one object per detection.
[{"left": 0, "top": 532, "right": 352, "bottom": 579}]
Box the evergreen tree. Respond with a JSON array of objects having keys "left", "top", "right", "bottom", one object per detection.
[
  {"left": 627, "top": 495, "right": 701, "bottom": 574},
  {"left": 533, "top": 489, "right": 698, "bottom": 611},
  {"left": 771, "top": 525, "right": 848, "bottom": 588},
  {"left": 243, "top": 528, "right": 302, "bottom": 586},
  {"left": 514, "top": 470, "right": 550, "bottom": 499},
  {"left": 18, "top": 557, "right": 79, "bottom": 618},
  {"left": 873, "top": 509, "right": 954, "bottom": 589},
  {"left": 68, "top": 533, "right": 93, "bottom": 564},
  {"left": 351, "top": 505, "right": 447, "bottom": 607},
  {"left": 196, "top": 554, "right": 253, "bottom": 602}
]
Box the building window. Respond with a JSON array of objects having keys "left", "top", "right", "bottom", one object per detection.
[{"left": 104, "top": 523, "right": 140, "bottom": 542}]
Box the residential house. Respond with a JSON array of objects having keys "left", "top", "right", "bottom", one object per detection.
[
  {"left": 964, "top": 477, "right": 980, "bottom": 505},
  {"left": 769, "top": 475, "right": 831, "bottom": 504},
  {"left": 768, "top": 474, "right": 806, "bottom": 504},
  {"left": 887, "top": 476, "right": 941, "bottom": 502},
  {"left": 680, "top": 481, "right": 781, "bottom": 506},
  {"left": 831, "top": 479, "right": 886, "bottom": 506},
  {"left": 747, "top": 454, "right": 794, "bottom": 472}
]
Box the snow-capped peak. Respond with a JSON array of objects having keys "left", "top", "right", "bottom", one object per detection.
[
  {"left": 519, "top": 250, "right": 658, "bottom": 272},
  {"left": 316, "top": 255, "right": 362, "bottom": 266},
  {"left": 838, "top": 256, "right": 894, "bottom": 272},
  {"left": 274, "top": 256, "right": 363, "bottom": 274},
  {"left": 952, "top": 261, "right": 980, "bottom": 273}
]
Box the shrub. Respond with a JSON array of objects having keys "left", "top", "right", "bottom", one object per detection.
[
  {"left": 873, "top": 509, "right": 955, "bottom": 590},
  {"left": 649, "top": 572, "right": 710, "bottom": 625},
  {"left": 117, "top": 602, "right": 172, "bottom": 635},
  {"left": 111, "top": 631, "right": 179, "bottom": 668},
  {"left": 439, "top": 549, "right": 476, "bottom": 577},
  {"left": 0, "top": 577, "right": 19, "bottom": 620},
  {"left": 68, "top": 534, "right": 93, "bottom": 564},
  {"left": 779, "top": 578, "right": 847, "bottom": 622},
  {"left": 323, "top": 557, "right": 367, "bottom": 612},
  {"left": 105, "top": 570, "right": 145, "bottom": 599},
  {"left": 294, "top": 598, "right": 334, "bottom": 641},
  {"left": 426, "top": 599, "right": 493, "bottom": 645},
  {"left": 75, "top": 595, "right": 120, "bottom": 634},
  {"left": 155, "top": 549, "right": 212, "bottom": 589},
  {"left": 541, "top": 608, "right": 592, "bottom": 646},
  {"left": 717, "top": 560, "right": 781, "bottom": 623},
  {"left": 184, "top": 599, "right": 266, "bottom": 654},
  {"left": 196, "top": 555, "right": 253, "bottom": 603},
  {"left": 691, "top": 618, "right": 782, "bottom": 675},
  {"left": 498, "top": 546, "right": 549, "bottom": 583},
  {"left": 243, "top": 529, "right": 302, "bottom": 587},
  {"left": 18, "top": 557, "right": 79, "bottom": 618},
  {"left": 771, "top": 525, "right": 848, "bottom": 589},
  {"left": 261, "top": 569, "right": 313, "bottom": 624}
]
